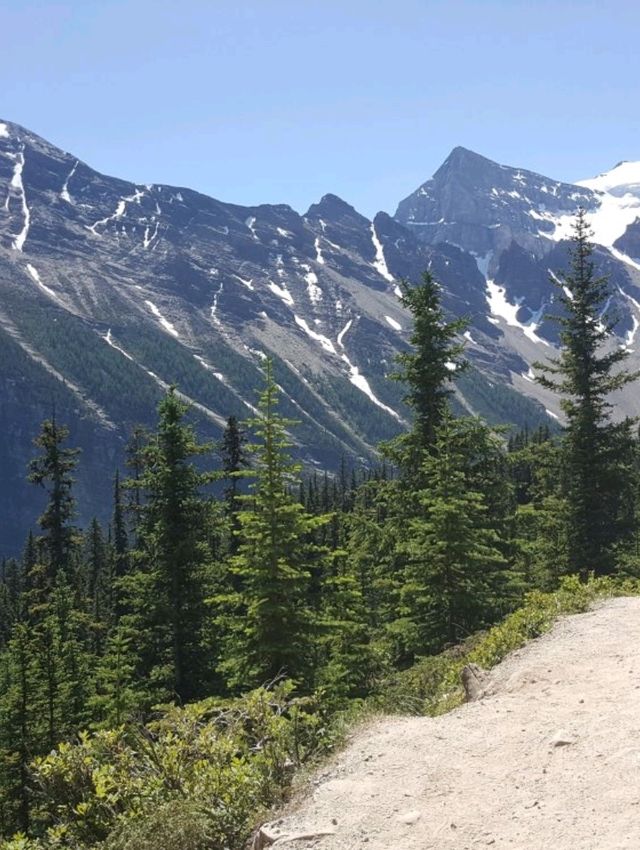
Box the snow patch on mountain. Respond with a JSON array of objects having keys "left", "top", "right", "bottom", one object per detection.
[
  {"left": 245, "top": 216, "right": 258, "bottom": 240},
  {"left": 143, "top": 220, "right": 159, "bottom": 249},
  {"left": 371, "top": 223, "right": 394, "bottom": 282},
  {"left": 385, "top": 315, "right": 402, "bottom": 331},
  {"left": 103, "top": 329, "right": 134, "bottom": 361},
  {"left": 532, "top": 163, "right": 640, "bottom": 252},
  {"left": 294, "top": 315, "right": 337, "bottom": 354},
  {"left": 610, "top": 247, "right": 640, "bottom": 272},
  {"left": 88, "top": 188, "right": 145, "bottom": 235},
  {"left": 233, "top": 273, "right": 254, "bottom": 290},
  {"left": 210, "top": 276, "right": 224, "bottom": 326},
  {"left": 486, "top": 280, "right": 548, "bottom": 345},
  {"left": 301, "top": 265, "right": 322, "bottom": 304},
  {"left": 341, "top": 350, "right": 400, "bottom": 420},
  {"left": 194, "top": 354, "right": 260, "bottom": 413},
  {"left": 6, "top": 150, "right": 30, "bottom": 251},
  {"left": 26, "top": 264, "right": 63, "bottom": 305},
  {"left": 60, "top": 160, "right": 78, "bottom": 203},
  {"left": 333, "top": 315, "right": 400, "bottom": 419},
  {"left": 0, "top": 123, "right": 9, "bottom": 138},
  {"left": 617, "top": 286, "right": 640, "bottom": 349},
  {"left": 268, "top": 280, "right": 294, "bottom": 307},
  {"left": 144, "top": 300, "right": 179, "bottom": 337},
  {"left": 474, "top": 251, "right": 493, "bottom": 279},
  {"left": 337, "top": 318, "right": 353, "bottom": 348},
  {"left": 578, "top": 161, "right": 640, "bottom": 195}
]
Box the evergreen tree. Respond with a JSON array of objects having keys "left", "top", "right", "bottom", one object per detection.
[
  {"left": 124, "top": 389, "right": 214, "bottom": 705},
  {"left": 0, "top": 625, "right": 33, "bottom": 835},
  {"left": 112, "top": 470, "right": 129, "bottom": 580},
  {"left": 388, "top": 271, "right": 467, "bottom": 473},
  {"left": 124, "top": 426, "right": 148, "bottom": 540},
  {"left": 402, "top": 412, "right": 513, "bottom": 653},
  {"left": 83, "top": 519, "right": 110, "bottom": 650},
  {"left": 536, "top": 210, "right": 639, "bottom": 577},
  {"left": 89, "top": 626, "right": 138, "bottom": 727},
  {"left": 219, "top": 360, "right": 329, "bottom": 691},
  {"left": 219, "top": 415, "right": 249, "bottom": 556},
  {"left": 28, "top": 416, "right": 80, "bottom": 582}
]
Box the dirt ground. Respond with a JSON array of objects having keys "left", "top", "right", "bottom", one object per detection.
[{"left": 260, "top": 597, "right": 640, "bottom": 850}]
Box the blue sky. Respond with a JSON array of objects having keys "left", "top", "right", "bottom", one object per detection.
[{"left": 2, "top": 0, "right": 639, "bottom": 217}]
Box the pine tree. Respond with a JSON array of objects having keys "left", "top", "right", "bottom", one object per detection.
[
  {"left": 89, "top": 626, "right": 138, "bottom": 727},
  {"left": 388, "top": 271, "right": 467, "bottom": 473},
  {"left": 112, "top": 470, "right": 129, "bottom": 579},
  {"left": 536, "top": 209, "right": 639, "bottom": 577},
  {"left": 219, "top": 360, "right": 329, "bottom": 691},
  {"left": 0, "top": 625, "right": 33, "bottom": 835},
  {"left": 83, "top": 518, "right": 110, "bottom": 651},
  {"left": 219, "top": 416, "right": 249, "bottom": 556},
  {"left": 28, "top": 416, "right": 80, "bottom": 582},
  {"left": 402, "top": 412, "right": 513, "bottom": 653},
  {"left": 124, "top": 426, "right": 148, "bottom": 541},
  {"left": 124, "top": 388, "right": 214, "bottom": 705}
]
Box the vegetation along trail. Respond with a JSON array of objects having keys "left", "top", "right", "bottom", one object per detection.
[{"left": 266, "top": 597, "right": 640, "bottom": 850}]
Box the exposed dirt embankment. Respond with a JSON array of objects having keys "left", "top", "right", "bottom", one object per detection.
[{"left": 261, "top": 597, "right": 640, "bottom": 850}]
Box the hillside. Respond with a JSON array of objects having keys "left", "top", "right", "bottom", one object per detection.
[{"left": 264, "top": 597, "right": 640, "bottom": 849}]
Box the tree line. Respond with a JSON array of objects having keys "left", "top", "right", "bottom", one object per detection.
[{"left": 1, "top": 210, "right": 639, "bottom": 841}]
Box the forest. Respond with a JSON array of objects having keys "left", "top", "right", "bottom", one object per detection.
[{"left": 1, "top": 211, "right": 640, "bottom": 849}]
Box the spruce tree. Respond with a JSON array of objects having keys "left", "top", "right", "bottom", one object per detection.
[
  {"left": 0, "top": 624, "right": 33, "bottom": 835},
  {"left": 112, "top": 470, "right": 129, "bottom": 580},
  {"left": 402, "top": 411, "right": 513, "bottom": 653},
  {"left": 536, "top": 210, "right": 639, "bottom": 577},
  {"left": 389, "top": 271, "right": 467, "bottom": 473},
  {"left": 82, "top": 518, "right": 110, "bottom": 654},
  {"left": 124, "top": 389, "right": 213, "bottom": 704},
  {"left": 28, "top": 416, "right": 80, "bottom": 582},
  {"left": 219, "top": 360, "right": 329, "bottom": 691},
  {"left": 219, "top": 415, "right": 249, "bottom": 556}
]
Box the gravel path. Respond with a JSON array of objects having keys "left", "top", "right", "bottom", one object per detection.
[{"left": 261, "top": 597, "right": 640, "bottom": 850}]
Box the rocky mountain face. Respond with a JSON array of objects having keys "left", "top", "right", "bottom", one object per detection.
[{"left": 1, "top": 119, "right": 640, "bottom": 555}]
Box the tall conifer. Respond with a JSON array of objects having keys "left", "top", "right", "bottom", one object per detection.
[
  {"left": 28, "top": 417, "right": 80, "bottom": 581},
  {"left": 536, "top": 210, "right": 639, "bottom": 576}
]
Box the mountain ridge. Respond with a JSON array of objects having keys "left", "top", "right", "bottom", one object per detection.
[{"left": 2, "top": 118, "right": 640, "bottom": 554}]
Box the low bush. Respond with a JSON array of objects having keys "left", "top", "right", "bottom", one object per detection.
[
  {"left": 4, "top": 682, "right": 332, "bottom": 850},
  {"left": 373, "top": 575, "right": 640, "bottom": 716}
]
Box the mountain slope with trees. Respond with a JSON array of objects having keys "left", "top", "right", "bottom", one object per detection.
[
  {"left": 1, "top": 215, "right": 640, "bottom": 849},
  {"left": 4, "top": 119, "right": 640, "bottom": 553}
]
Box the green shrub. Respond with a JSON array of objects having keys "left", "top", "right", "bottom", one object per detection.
[
  {"left": 374, "top": 575, "right": 640, "bottom": 716},
  {"left": 103, "top": 801, "right": 234, "bottom": 850},
  {"left": 26, "top": 683, "right": 331, "bottom": 850}
]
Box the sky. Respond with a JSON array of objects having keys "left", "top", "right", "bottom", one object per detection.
[{"left": 2, "top": 0, "right": 639, "bottom": 218}]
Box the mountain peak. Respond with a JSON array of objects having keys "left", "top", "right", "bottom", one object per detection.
[
  {"left": 443, "top": 145, "right": 494, "bottom": 164},
  {"left": 432, "top": 146, "right": 503, "bottom": 183},
  {"left": 305, "top": 193, "right": 368, "bottom": 224}
]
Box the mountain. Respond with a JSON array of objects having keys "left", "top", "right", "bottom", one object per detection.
[{"left": 1, "top": 120, "right": 640, "bottom": 555}]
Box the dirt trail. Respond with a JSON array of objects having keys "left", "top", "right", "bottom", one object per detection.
[{"left": 263, "top": 597, "right": 640, "bottom": 850}]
